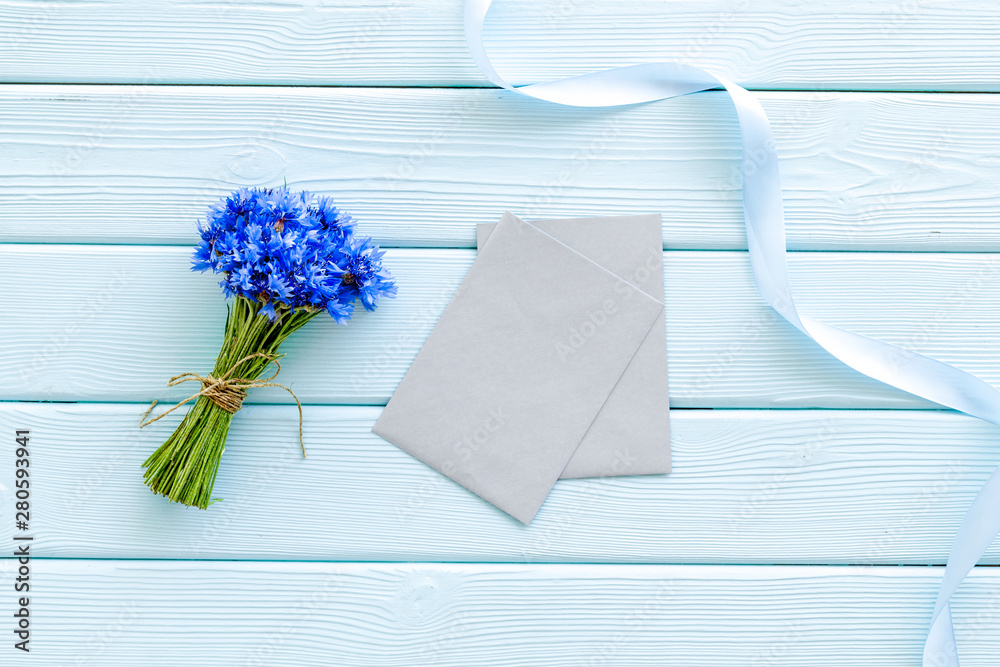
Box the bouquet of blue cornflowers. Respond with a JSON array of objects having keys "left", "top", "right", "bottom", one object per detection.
[{"left": 141, "top": 187, "right": 396, "bottom": 509}]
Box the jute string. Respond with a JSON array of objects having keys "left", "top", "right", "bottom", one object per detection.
[{"left": 139, "top": 352, "right": 306, "bottom": 457}]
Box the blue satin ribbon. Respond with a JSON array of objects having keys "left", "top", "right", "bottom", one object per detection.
[{"left": 465, "top": 1, "right": 998, "bottom": 663}]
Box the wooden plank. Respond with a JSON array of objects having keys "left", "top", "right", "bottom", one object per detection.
[
  {"left": 1, "top": 85, "right": 1000, "bottom": 250},
  {"left": 2, "top": 560, "right": 998, "bottom": 665},
  {"left": 2, "top": 0, "right": 999, "bottom": 90},
  {"left": 3, "top": 245, "right": 1000, "bottom": 408},
  {"left": 1, "top": 403, "right": 998, "bottom": 563}
]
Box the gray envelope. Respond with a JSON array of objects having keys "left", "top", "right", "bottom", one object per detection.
[
  {"left": 478, "top": 213, "right": 671, "bottom": 480},
  {"left": 373, "top": 212, "right": 669, "bottom": 524}
]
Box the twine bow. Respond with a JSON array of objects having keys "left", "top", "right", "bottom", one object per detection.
[{"left": 139, "top": 352, "right": 306, "bottom": 457}]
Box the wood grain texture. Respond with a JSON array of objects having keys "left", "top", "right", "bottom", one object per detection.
[
  {"left": 1, "top": 0, "right": 999, "bottom": 90},
  {"left": 2, "top": 402, "right": 998, "bottom": 563},
  {"left": 1, "top": 560, "right": 998, "bottom": 666},
  {"left": 2, "top": 85, "right": 1000, "bottom": 250},
  {"left": 4, "top": 0, "right": 999, "bottom": 658},
  {"left": 3, "top": 245, "right": 1000, "bottom": 408}
]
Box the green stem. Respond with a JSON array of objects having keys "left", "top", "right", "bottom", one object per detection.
[{"left": 142, "top": 296, "right": 319, "bottom": 509}]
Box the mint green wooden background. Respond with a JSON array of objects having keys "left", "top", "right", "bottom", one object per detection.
[{"left": 2, "top": 1, "right": 1000, "bottom": 664}]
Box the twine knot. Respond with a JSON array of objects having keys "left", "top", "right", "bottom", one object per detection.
[{"left": 139, "top": 352, "right": 306, "bottom": 457}]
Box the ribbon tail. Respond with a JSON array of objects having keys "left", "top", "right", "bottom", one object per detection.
[
  {"left": 925, "top": 602, "right": 958, "bottom": 667},
  {"left": 464, "top": 1, "right": 1000, "bottom": 664}
]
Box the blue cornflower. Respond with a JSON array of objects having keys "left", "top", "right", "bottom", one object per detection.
[
  {"left": 307, "top": 195, "right": 356, "bottom": 244},
  {"left": 333, "top": 235, "right": 399, "bottom": 312},
  {"left": 192, "top": 187, "right": 395, "bottom": 322}
]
